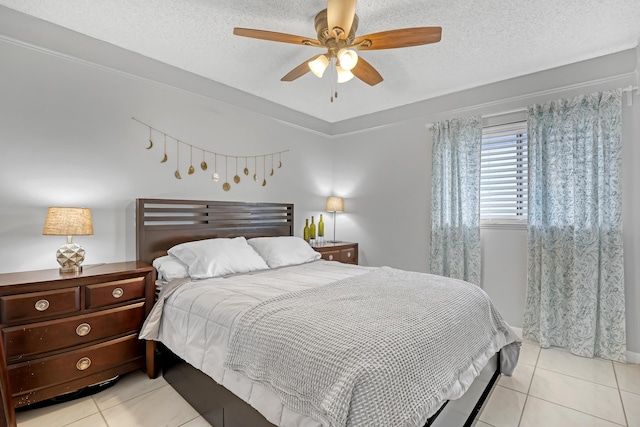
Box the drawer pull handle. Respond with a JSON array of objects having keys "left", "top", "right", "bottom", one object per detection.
[
  {"left": 347, "top": 252, "right": 352, "bottom": 258},
  {"left": 76, "top": 357, "right": 91, "bottom": 371},
  {"left": 76, "top": 323, "right": 91, "bottom": 337},
  {"left": 112, "top": 287, "right": 124, "bottom": 298},
  {"left": 328, "top": 254, "right": 334, "bottom": 261},
  {"left": 35, "top": 299, "right": 50, "bottom": 311}
]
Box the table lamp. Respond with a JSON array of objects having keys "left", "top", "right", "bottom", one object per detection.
[
  {"left": 325, "top": 196, "right": 344, "bottom": 243},
  {"left": 43, "top": 207, "right": 93, "bottom": 273}
]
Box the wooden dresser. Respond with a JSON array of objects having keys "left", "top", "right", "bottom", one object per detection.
[
  {"left": 312, "top": 242, "right": 358, "bottom": 265},
  {"left": 0, "top": 261, "right": 155, "bottom": 427}
]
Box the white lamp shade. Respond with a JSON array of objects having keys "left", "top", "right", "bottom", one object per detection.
[
  {"left": 308, "top": 55, "right": 330, "bottom": 78},
  {"left": 336, "top": 65, "right": 354, "bottom": 83},
  {"left": 337, "top": 48, "right": 358, "bottom": 71},
  {"left": 325, "top": 196, "right": 344, "bottom": 212}
]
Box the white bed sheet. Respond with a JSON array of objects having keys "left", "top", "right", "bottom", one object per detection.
[{"left": 156, "top": 260, "right": 374, "bottom": 427}]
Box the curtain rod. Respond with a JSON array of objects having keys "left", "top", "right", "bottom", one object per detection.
[
  {"left": 424, "top": 71, "right": 636, "bottom": 129},
  {"left": 425, "top": 108, "right": 527, "bottom": 129},
  {"left": 426, "top": 83, "right": 639, "bottom": 128}
]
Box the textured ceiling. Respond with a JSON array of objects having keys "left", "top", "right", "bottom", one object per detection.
[{"left": 1, "top": 0, "right": 639, "bottom": 124}]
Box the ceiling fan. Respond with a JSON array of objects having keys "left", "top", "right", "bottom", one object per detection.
[{"left": 233, "top": 0, "right": 442, "bottom": 87}]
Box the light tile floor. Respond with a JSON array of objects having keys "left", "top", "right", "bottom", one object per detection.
[
  {"left": 16, "top": 371, "right": 212, "bottom": 427},
  {"left": 15, "top": 341, "right": 640, "bottom": 427},
  {"left": 478, "top": 341, "right": 640, "bottom": 427}
]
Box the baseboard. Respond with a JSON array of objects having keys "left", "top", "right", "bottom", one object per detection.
[
  {"left": 627, "top": 351, "right": 640, "bottom": 364},
  {"left": 509, "top": 326, "right": 639, "bottom": 365}
]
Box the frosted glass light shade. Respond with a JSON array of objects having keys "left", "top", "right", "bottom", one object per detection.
[
  {"left": 325, "top": 196, "right": 344, "bottom": 212},
  {"left": 336, "top": 65, "right": 354, "bottom": 83},
  {"left": 337, "top": 48, "right": 358, "bottom": 71},
  {"left": 308, "top": 55, "right": 330, "bottom": 78}
]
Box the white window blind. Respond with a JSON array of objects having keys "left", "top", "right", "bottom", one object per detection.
[{"left": 480, "top": 121, "right": 528, "bottom": 224}]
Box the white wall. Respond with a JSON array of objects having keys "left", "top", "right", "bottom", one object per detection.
[
  {"left": 330, "top": 118, "right": 431, "bottom": 272},
  {"left": 0, "top": 38, "right": 331, "bottom": 273},
  {"left": 332, "top": 49, "right": 640, "bottom": 355}
]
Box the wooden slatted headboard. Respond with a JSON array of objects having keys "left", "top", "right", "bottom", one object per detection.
[{"left": 136, "top": 198, "right": 294, "bottom": 264}]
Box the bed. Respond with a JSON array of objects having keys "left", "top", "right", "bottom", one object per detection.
[{"left": 136, "top": 198, "right": 519, "bottom": 427}]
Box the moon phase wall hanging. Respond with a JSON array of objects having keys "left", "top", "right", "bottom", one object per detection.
[{"left": 133, "top": 117, "right": 287, "bottom": 191}]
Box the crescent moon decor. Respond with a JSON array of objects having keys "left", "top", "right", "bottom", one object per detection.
[
  {"left": 253, "top": 156, "right": 259, "bottom": 182},
  {"left": 161, "top": 134, "right": 168, "bottom": 163},
  {"left": 201, "top": 150, "right": 208, "bottom": 171},
  {"left": 188, "top": 145, "right": 195, "bottom": 175},
  {"left": 223, "top": 156, "right": 231, "bottom": 192},
  {"left": 174, "top": 140, "right": 182, "bottom": 179},
  {"left": 212, "top": 153, "right": 219, "bottom": 182},
  {"left": 133, "top": 117, "right": 288, "bottom": 191},
  {"left": 233, "top": 157, "right": 241, "bottom": 184}
]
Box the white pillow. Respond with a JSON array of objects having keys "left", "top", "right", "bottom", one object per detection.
[
  {"left": 152, "top": 255, "right": 190, "bottom": 281},
  {"left": 168, "top": 237, "right": 269, "bottom": 279},
  {"left": 248, "top": 236, "right": 321, "bottom": 268}
]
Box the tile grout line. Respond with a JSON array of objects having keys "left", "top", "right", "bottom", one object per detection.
[
  {"left": 95, "top": 396, "right": 110, "bottom": 427},
  {"left": 612, "top": 363, "right": 630, "bottom": 427},
  {"left": 528, "top": 351, "right": 627, "bottom": 426},
  {"left": 95, "top": 380, "right": 170, "bottom": 412},
  {"left": 177, "top": 414, "right": 204, "bottom": 427},
  {"left": 533, "top": 365, "right": 621, "bottom": 390},
  {"left": 516, "top": 346, "right": 541, "bottom": 426},
  {"left": 527, "top": 395, "right": 628, "bottom": 427}
]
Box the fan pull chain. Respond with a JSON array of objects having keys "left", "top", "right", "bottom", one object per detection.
[{"left": 330, "top": 58, "right": 335, "bottom": 103}]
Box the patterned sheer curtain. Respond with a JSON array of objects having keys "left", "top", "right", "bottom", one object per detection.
[
  {"left": 429, "top": 116, "right": 482, "bottom": 285},
  {"left": 523, "top": 89, "right": 626, "bottom": 361}
]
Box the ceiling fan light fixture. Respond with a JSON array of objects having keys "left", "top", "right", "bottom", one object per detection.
[
  {"left": 337, "top": 48, "right": 358, "bottom": 71},
  {"left": 308, "top": 55, "right": 330, "bottom": 78},
  {"left": 336, "top": 65, "right": 354, "bottom": 83}
]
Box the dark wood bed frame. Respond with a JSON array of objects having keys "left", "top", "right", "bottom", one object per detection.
[{"left": 136, "top": 198, "right": 500, "bottom": 427}]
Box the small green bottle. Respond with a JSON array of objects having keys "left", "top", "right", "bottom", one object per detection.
[
  {"left": 318, "top": 214, "right": 324, "bottom": 238},
  {"left": 310, "top": 216, "right": 316, "bottom": 242},
  {"left": 303, "top": 219, "right": 310, "bottom": 243}
]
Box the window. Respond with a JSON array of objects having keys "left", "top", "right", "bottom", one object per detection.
[{"left": 480, "top": 121, "right": 528, "bottom": 227}]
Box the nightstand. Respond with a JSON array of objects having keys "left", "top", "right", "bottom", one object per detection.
[
  {"left": 0, "top": 261, "right": 155, "bottom": 427},
  {"left": 312, "top": 242, "right": 358, "bottom": 265}
]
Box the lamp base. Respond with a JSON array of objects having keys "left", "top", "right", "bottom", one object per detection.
[
  {"left": 56, "top": 242, "right": 85, "bottom": 273},
  {"left": 59, "top": 266, "right": 83, "bottom": 273},
  {"left": 326, "top": 240, "right": 342, "bottom": 244}
]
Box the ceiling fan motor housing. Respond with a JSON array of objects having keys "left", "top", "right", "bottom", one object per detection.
[{"left": 314, "top": 9, "right": 359, "bottom": 57}]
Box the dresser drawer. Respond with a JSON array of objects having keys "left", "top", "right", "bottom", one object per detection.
[
  {"left": 319, "top": 249, "right": 341, "bottom": 262},
  {"left": 85, "top": 277, "right": 145, "bottom": 309},
  {"left": 8, "top": 334, "right": 144, "bottom": 395},
  {"left": 340, "top": 247, "right": 357, "bottom": 264},
  {"left": 0, "top": 288, "right": 80, "bottom": 323},
  {"left": 3, "top": 302, "right": 146, "bottom": 360}
]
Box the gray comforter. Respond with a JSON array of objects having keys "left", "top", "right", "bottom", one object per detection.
[{"left": 225, "top": 267, "right": 519, "bottom": 427}]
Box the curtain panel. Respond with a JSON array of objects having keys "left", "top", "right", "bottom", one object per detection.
[
  {"left": 429, "top": 116, "right": 482, "bottom": 285},
  {"left": 523, "top": 89, "right": 625, "bottom": 361}
]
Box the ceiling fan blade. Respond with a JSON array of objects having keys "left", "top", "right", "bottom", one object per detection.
[
  {"left": 327, "top": 0, "right": 357, "bottom": 39},
  {"left": 353, "top": 27, "right": 442, "bottom": 50},
  {"left": 351, "top": 56, "right": 383, "bottom": 86},
  {"left": 281, "top": 55, "right": 320, "bottom": 82},
  {"left": 233, "top": 28, "right": 320, "bottom": 46}
]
